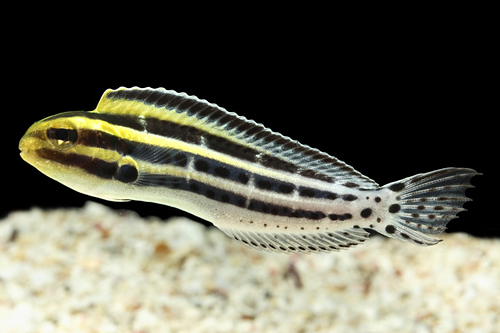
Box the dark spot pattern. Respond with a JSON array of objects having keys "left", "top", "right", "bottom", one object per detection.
[
  {"left": 360, "top": 208, "right": 372, "bottom": 218},
  {"left": 189, "top": 183, "right": 200, "bottom": 192},
  {"left": 194, "top": 159, "right": 210, "bottom": 172},
  {"left": 221, "top": 194, "right": 230, "bottom": 203},
  {"left": 278, "top": 184, "right": 294, "bottom": 194},
  {"left": 256, "top": 179, "right": 273, "bottom": 190},
  {"left": 237, "top": 173, "right": 250, "bottom": 184},
  {"left": 214, "top": 166, "right": 230, "bottom": 178},
  {"left": 326, "top": 193, "right": 339, "bottom": 200},
  {"left": 328, "top": 213, "right": 352, "bottom": 221},
  {"left": 253, "top": 175, "right": 296, "bottom": 195},
  {"left": 385, "top": 225, "right": 396, "bottom": 234},
  {"left": 342, "top": 194, "right": 358, "bottom": 201},
  {"left": 298, "top": 187, "right": 338, "bottom": 200},
  {"left": 389, "top": 183, "right": 405, "bottom": 191},
  {"left": 299, "top": 188, "right": 316, "bottom": 198},
  {"left": 388, "top": 204, "right": 401, "bottom": 213},
  {"left": 115, "top": 164, "right": 138, "bottom": 183},
  {"left": 193, "top": 157, "right": 254, "bottom": 185}
]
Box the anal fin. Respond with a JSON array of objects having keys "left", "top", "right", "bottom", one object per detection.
[{"left": 219, "top": 226, "right": 370, "bottom": 254}]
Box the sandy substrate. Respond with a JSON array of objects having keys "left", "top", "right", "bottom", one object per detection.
[{"left": 0, "top": 202, "right": 498, "bottom": 333}]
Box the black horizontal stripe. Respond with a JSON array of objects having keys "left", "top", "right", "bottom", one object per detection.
[
  {"left": 328, "top": 213, "right": 352, "bottom": 221},
  {"left": 136, "top": 174, "right": 248, "bottom": 207},
  {"left": 298, "top": 186, "right": 339, "bottom": 200},
  {"left": 259, "top": 154, "right": 298, "bottom": 173},
  {"left": 36, "top": 148, "right": 118, "bottom": 179},
  {"left": 144, "top": 117, "right": 203, "bottom": 145},
  {"left": 78, "top": 129, "right": 129, "bottom": 155},
  {"left": 248, "top": 199, "right": 326, "bottom": 220},
  {"left": 192, "top": 156, "right": 252, "bottom": 185},
  {"left": 203, "top": 134, "right": 258, "bottom": 163},
  {"left": 254, "top": 174, "right": 296, "bottom": 195}
]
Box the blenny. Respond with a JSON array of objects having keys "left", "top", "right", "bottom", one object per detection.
[{"left": 19, "top": 87, "right": 479, "bottom": 253}]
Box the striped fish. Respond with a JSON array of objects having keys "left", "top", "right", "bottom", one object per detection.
[{"left": 19, "top": 87, "right": 479, "bottom": 254}]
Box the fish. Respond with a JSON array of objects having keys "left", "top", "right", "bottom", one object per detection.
[{"left": 19, "top": 87, "right": 480, "bottom": 254}]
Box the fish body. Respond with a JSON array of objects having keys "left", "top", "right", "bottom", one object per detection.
[{"left": 19, "top": 87, "right": 479, "bottom": 253}]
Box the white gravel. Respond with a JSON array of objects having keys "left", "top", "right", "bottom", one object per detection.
[{"left": 0, "top": 202, "right": 498, "bottom": 332}]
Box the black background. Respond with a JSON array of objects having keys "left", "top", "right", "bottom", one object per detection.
[{"left": 4, "top": 23, "right": 494, "bottom": 238}]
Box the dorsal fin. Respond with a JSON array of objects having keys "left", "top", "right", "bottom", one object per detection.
[{"left": 95, "top": 87, "right": 378, "bottom": 188}]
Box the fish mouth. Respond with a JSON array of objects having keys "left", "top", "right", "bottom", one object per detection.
[
  {"left": 19, "top": 137, "right": 35, "bottom": 164},
  {"left": 19, "top": 138, "right": 27, "bottom": 159},
  {"left": 19, "top": 147, "right": 32, "bottom": 164}
]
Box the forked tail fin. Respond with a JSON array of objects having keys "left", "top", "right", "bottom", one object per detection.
[{"left": 379, "top": 168, "right": 480, "bottom": 246}]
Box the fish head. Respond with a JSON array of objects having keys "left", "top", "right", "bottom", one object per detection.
[{"left": 19, "top": 111, "right": 132, "bottom": 202}]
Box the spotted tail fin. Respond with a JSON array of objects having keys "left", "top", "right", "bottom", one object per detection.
[{"left": 378, "top": 168, "right": 480, "bottom": 246}]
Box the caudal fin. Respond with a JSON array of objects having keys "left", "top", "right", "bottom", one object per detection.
[{"left": 379, "top": 168, "right": 480, "bottom": 246}]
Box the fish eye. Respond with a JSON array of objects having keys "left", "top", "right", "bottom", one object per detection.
[{"left": 46, "top": 126, "right": 78, "bottom": 149}]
